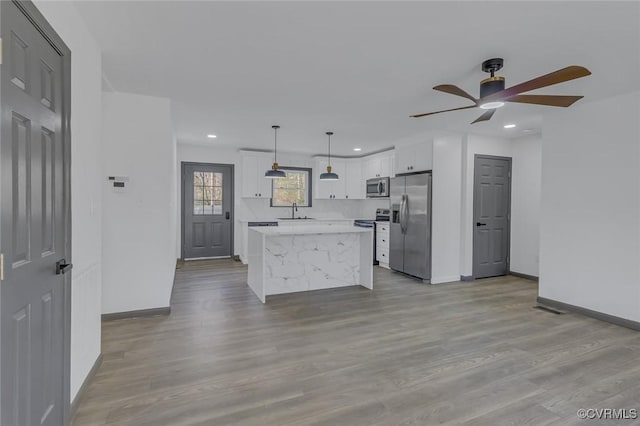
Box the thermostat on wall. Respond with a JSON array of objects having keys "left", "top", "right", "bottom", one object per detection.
[{"left": 107, "top": 176, "right": 129, "bottom": 191}]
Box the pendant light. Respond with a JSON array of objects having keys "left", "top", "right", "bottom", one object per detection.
[
  {"left": 319, "top": 131, "right": 339, "bottom": 181},
  {"left": 265, "top": 125, "right": 286, "bottom": 179}
]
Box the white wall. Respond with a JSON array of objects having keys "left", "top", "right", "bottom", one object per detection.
[
  {"left": 510, "top": 135, "right": 542, "bottom": 277},
  {"left": 460, "top": 134, "right": 513, "bottom": 277},
  {"left": 102, "top": 92, "right": 177, "bottom": 314},
  {"left": 539, "top": 91, "right": 640, "bottom": 322},
  {"left": 33, "top": 0, "right": 103, "bottom": 401},
  {"left": 176, "top": 144, "right": 389, "bottom": 258},
  {"left": 431, "top": 134, "right": 463, "bottom": 284}
]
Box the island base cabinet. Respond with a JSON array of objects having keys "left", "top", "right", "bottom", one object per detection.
[{"left": 247, "top": 228, "right": 373, "bottom": 303}]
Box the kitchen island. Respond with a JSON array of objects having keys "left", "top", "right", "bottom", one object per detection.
[{"left": 247, "top": 225, "right": 373, "bottom": 303}]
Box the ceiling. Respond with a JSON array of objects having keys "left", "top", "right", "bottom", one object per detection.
[{"left": 73, "top": 1, "right": 640, "bottom": 156}]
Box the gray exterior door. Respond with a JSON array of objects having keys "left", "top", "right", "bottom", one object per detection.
[
  {"left": 182, "top": 163, "right": 233, "bottom": 259},
  {"left": 473, "top": 155, "right": 511, "bottom": 279},
  {"left": 1, "top": 1, "right": 71, "bottom": 425}
]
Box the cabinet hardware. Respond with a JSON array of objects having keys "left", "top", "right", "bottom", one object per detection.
[{"left": 0, "top": 253, "right": 4, "bottom": 281}]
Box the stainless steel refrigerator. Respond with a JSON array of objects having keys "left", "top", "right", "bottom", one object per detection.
[{"left": 390, "top": 172, "right": 432, "bottom": 281}]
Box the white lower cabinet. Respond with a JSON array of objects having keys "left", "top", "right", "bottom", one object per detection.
[{"left": 376, "top": 221, "right": 390, "bottom": 269}]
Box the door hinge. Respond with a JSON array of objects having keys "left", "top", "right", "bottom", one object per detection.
[
  {"left": 0, "top": 38, "right": 3, "bottom": 65},
  {"left": 508, "top": 170, "right": 511, "bottom": 178},
  {"left": 0, "top": 253, "right": 4, "bottom": 281}
]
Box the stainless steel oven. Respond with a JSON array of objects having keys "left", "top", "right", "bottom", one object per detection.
[{"left": 366, "top": 177, "right": 390, "bottom": 198}]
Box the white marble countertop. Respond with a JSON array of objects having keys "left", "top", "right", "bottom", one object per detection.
[{"left": 248, "top": 225, "right": 372, "bottom": 236}]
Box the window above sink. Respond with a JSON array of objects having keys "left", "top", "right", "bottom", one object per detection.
[{"left": 270, "top": 167, "right": 312, "bottom": 207}]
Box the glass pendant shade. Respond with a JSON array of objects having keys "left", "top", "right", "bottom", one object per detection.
[
  {"left": 265, "top": 125, "right": 285, "bottom": 179},
  {"left": 320, "top": 131, "right": 339, "bottom": 181}
]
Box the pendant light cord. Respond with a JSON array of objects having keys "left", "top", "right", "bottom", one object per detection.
[
  {"left": 271, "top": 125, "right": 281, "bottom": 165},
  {"left": 326, "top": 131, "right": 333, "bottom": 165},
  {"left": 274, "top": 126, "right": 278, "bottom": 163}
]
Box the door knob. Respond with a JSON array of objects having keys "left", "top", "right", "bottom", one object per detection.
[
  {"left": 225, "top": 212, "right": 230, "bottom": 219},
  {"left": 56, "top": 259, "right": 73, "bottom": 275},
  {"left": 476, "top": 222, "right": 487, "bottom": 226}
]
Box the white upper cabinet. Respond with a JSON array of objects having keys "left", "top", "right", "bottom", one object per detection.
[
  {"left": 242, "top": 153, "right": 273, "bottom": 198},
  {"left": 379, "top": 153, "right": 394, "bottom": 178},
  {"left": 363, "top": 157, "right": 380, "bottom": 180},
  {"left": 395, "top": 140, "right": 433, "bottom": 174},
  {"left": 363, "top": 151, "right": 395, "bottom": 180},
  {"left": 344, "top": 159, "right": 365, "bottom": 199},
  {"left": 314, "top": 157, "right": 346, "bottom": 199}
]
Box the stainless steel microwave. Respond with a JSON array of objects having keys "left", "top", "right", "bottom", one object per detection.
[{"left": 366, "top": 177, "right": 390, "bottom": 198}]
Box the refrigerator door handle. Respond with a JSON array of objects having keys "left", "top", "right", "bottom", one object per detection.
[
  {"left": 402, "top": 194, "right": 409, "bottom": 234},
  {"left": 400, "top": 194, "right": 408, "bottom": 234},
  {"left": 399, "top": 195, "right": 404, "bottom": 234}
]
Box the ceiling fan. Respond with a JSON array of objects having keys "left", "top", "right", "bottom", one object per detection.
[{"left": 411, "top": 58, "right": 591, "bottom": 124}]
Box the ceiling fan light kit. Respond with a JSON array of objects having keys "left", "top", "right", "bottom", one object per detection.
[
  {"left": 411, "top": 57, "right": 591, "bottom": 124},
  {"left": 479, "top": 101, "right": 504, "bottom": 110}
]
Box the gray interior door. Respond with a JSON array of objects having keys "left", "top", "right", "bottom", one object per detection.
[
  {"left": 1, "top": 1, "right": 70, "bottom": 425},
  {"left": 403, "top": 173, "right": 432, "bottom": 280},
  {"left": 473, "top": 155, "right": 511, "bottom": 279},
  {"left": 183, "top": 163, "right": 233, "bottom": 259}
]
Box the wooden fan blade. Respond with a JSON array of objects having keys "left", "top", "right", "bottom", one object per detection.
[
  {"left": 433, "top": 84, "right": 478, "bottom": 103},
  {"left": 471, "top": 109, "right": 495, "bottom": 124},
  {"left": 504, "top": 94, "right": 583, "bottom": 107},
  {"left": 411, "top": 104, "right": 477, "bottom": 118},
  {"left": 484, "top": 66, "right": 591, "bottom": 101},
  {"left": 411, "top": 105, "right": 476, "bottom": 118}
]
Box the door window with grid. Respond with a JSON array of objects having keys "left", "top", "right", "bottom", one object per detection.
[{"left": 193, "top": 171, "right": 223, "bottom": 215}]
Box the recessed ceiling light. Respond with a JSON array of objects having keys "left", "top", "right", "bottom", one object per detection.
[
  {"left": 523, "top": 129, "right": 533, "bottom": 133},
  {"left": 479, "top": 101, "right": 505, "bottom": 110},
  {"left": 207, "top": 134, "right": 217, "bottom": 138},
  {"left": 504, "top": 124, "right": 516, "bottom": 129},
  {"left": 353, "top": 148, "right": 362, "bottom": 152}
]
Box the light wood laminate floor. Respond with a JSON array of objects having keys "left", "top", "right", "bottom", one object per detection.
[{"left": 74, "top": 260, "right": 640, "bottom": 425}]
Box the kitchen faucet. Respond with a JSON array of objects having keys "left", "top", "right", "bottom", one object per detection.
[{"left": 291, "top": 202, "right": 298, "bottom": 219}]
